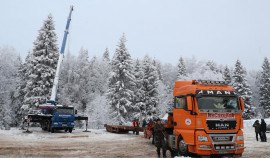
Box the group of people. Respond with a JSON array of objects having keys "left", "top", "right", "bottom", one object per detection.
[
  {"left": 253, "top": 119, "right": 267, "bottom": 142},
  {"left": 132, "top": 119, "right": 154, "bottom": 128}
]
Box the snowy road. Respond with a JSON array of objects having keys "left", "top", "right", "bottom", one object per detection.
[{"left": 0, "top": 126, "right": 269, "bottom": 158}]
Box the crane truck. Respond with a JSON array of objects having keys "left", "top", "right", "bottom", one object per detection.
[
  {"left": 151, "top": 80, "right": 245, "bottom": 157},
  {"left": 27, "top": 6, "right": 88, "bottom": 133}
]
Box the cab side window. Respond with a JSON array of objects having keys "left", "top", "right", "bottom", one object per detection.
[{"left": 175, "top": 97, "right": 186, "bottom": 109}]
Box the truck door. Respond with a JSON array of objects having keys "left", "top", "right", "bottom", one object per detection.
[{"left": 173, "top": 96, "right": 196, "bottom": 144}]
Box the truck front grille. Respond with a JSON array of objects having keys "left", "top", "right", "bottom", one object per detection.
[{"left": 206, "top": 119, "right": 237, "bottom": 130}]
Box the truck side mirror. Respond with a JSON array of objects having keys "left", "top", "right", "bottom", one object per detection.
[
  {"left": 240, "top": 98, "right": 245, "bottom": 111},
  {"left": 186, "top": 96, "right": 193, "bottom": 111},
  {"left": 75, "top": 110, "right": 77, "bottom": 114}
]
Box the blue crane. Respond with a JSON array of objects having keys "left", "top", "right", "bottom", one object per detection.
[{"left": 28, "top": 6, "right": 87, "bottom": 133}]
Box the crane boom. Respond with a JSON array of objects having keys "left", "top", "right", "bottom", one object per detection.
[{"left": 50, "top": 6, "right": 74, "bottom": 104}]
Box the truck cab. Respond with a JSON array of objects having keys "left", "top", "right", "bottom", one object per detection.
[
  {"left": 38, "top": 103, "right": 75, "bottom": 133},
  {"left": 168, "top": 80, "right": 244, "bottom": 157},
  {"left": 51, "top": 105, "right": 75, "bottom": 133}
]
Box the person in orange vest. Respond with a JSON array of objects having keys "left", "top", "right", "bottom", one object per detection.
[
  {"left": 135, "top": 119, "right": 140, "bottom": 135},
  {"left": 133, "top": 119, "right": 137, "bottom": 134}
]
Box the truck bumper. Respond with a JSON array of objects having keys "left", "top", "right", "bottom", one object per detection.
[
  {"left": 52, "top": 122, "right": 74, "bottom": 129},
  {"left": 193, "top": 130, "right": 244, "bottom": 156}
]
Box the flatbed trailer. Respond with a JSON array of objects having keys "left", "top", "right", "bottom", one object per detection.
[{"left": 104, "top": 124, "right": 145, "bottom": 134}]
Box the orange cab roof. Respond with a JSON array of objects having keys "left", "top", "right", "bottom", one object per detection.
[{"left": 173, "top": 80, "right": 235, "bottom": 96}]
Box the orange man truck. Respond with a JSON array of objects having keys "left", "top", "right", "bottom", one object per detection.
[{"left": 165, "top": 80, "right": 244, "bottom": 158}]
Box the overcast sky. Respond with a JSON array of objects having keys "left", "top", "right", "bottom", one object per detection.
[{"left": 1, "top": 0, "right": 270, "bottom": 70}]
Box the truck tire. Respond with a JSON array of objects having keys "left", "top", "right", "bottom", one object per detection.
[
  {"left": 177, "top": 136, "right": 189, "bottom": 156},
  {"left": 69, "top": 128, "right": 72, "bottom": 133},
  {"left": 51, "top": 128, "right": 55, "bottom": 133},
  {"left": 48, "top": 123, "right": 51, "bottom": 132},
  {"left": 170, "top": 149, "right": 178, "bottom": 157}
]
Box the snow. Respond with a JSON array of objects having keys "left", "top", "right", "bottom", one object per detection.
[{"left": 1, "top": 123, "right": 270, "bottom": 157}]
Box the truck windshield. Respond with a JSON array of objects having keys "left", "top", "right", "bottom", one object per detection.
[
  {"left": 197, "top": 96, "right": 239, "bottom": 110},
  {"left": 56, "top": 108, "right": 74, "bottom": 114}
]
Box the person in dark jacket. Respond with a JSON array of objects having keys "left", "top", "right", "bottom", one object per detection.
[
  {"left": 260, "top": 119, "right": 267, "bottom": 142},
  {"left": 154, "top": 118, "right": 167, "bottom": 158},
  {"left": 142, "top": 119, "right": 147, "bottom": 127},
  {"left": 253, "top": 120, "right": 262, "bottom": 141}
]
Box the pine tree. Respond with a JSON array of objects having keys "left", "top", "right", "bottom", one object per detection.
[
  {"left": 232, "top": 60, "right": 255, "bottom": 119},
  {"left": 223, "top": 65, "right": 232, "bottom": 84},
  {"left": 107, "top": 34, "right": 135, "bottom": 125},
  {"left": 177, "top": 57, "right": 187, "bottom": 80},
  {"left": 58, "top": 51, "right": 76, "bottom": 106},
  {"left": 24, "top": 14, "right": 59, "bottom": 109},
  {"left": 205, "top": 60, "right": 219, "bottom": 73},
  {"left": 141, "top": 55, "right": 159, "bottom": 120},
  {"left": 11, "top": 55, "right": 26, "bottom": 126},
  {"left": 259, "top": 57, "right": 270, "bottom": 117},
  {"left": 153, "top": 59, "right": 164, "bottom": 82},
  {"left": 132, "top": 59, "right": 144, "bottom": 120},
  {"left": 74, "top": 48, "right": 91, "bottom": 114},
  {"left": 0, "top": 45, "right": 21, "bottom": 129},
  {"left": 102, "top": 48, "right": 110, "bottom": 61}
]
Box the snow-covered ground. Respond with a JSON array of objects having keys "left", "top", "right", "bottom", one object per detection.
[{"left": 0, "top": 121, "right": 269, "bottom": 158}]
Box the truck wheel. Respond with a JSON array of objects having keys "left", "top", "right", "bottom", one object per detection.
[
  {"left": 69, "top": 128, "right": 72, "bottom": 133},
  {"left": 48, "top": 124, "right": 51, "bottom": 132},
  {"left": 177, "top": 136, "right": 189, "bottom": 156},
  {"left": 170, "top": 149, "right": 178, "bottom": 157},
  {"left": 51, "top": 128, "right": 55, "bottom": 133}
]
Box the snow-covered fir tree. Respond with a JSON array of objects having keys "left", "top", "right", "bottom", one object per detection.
[
  {"left": 10, "top": 56, "right": 26, "bottom": 126},
  {"left": 73, "top": 48, "right": 91, "bottom": 114},
  {"left": 247, "top": 70, "right": 261, "bottom": 117},
  {"left": 177, "top": 57, "right": 187, "bottom": 80},
  {"left": 132, "top": 59, "right": 145, "bottom": 120},
  {"left": 232, "top": 60, "right": 255, "bottom": 119},
  {"left": 223, "top": 65, "right": 232, "bottom": 84},
  {"left": 0, "top": 45, "right": 20, "bottom": 129},
  {"left": 153, "top": 59, "right": 164, "bottom": 82},
  {"left": 205, "top": 60, "right": 219, "bottom": 73},
  {"left": 259, "top": 57, "right": 270, "bottom": 117},
  {"left": 58, "top": 51, "right": 76, "bottom": 106},
  {"left": 107, "top": 34, "right": 135, "bottom": 125},
  {"left": 24, "top": 14, "right": 59, "bottom": 110},
  {"left": 103, "top": 48, "right": 110, "bottom": 61},
  {"left": 162, "top": 63, "right": 178, "bottom": 90},
  {"left": 141, "top": 55, "right": 159, "bottom": 120}
]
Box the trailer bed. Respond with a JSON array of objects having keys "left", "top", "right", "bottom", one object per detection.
[{"left": 104, "top": 124, "right": 145, "bottom": 133}]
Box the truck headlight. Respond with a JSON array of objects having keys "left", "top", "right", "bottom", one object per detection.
[
  {"left": 236, "top": 144, "right": 244, "bottom": 147},
  {"left": 53, "top": 122, "right": 58, "bottom": 125},
  {"left": 198, "top": 135, "right": 208, "bottom": 142},
  {"left": 237, "top": 135, "right": 244, "bottom": 141}
]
